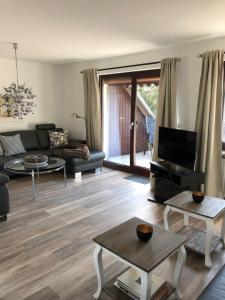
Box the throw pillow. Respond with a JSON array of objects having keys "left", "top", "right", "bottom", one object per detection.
[
  {"left": 49, "top": 130, "right": 68, "bottom": 149},
  {"left": 0, "top": 134, "right": 26, "bottom": 156}
]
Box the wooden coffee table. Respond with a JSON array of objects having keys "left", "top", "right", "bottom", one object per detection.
[
  {"left": 93, "top": 217, "right": 187, "bottom": 300},
  {"left": 164, "top": 191, "right": 225, "bottom": 268}
]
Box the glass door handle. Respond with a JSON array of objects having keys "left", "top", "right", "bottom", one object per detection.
[{"left": 130, "top": 122, "right": 134, "bottom": 130}]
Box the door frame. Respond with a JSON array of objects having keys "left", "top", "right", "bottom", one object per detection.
[{"left": 100, "top": 69, "right": 160, "bottom": 176}]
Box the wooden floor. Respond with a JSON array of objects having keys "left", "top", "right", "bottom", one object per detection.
[{"left": 0, "top": 168, "right": 225, "bottom": 300}]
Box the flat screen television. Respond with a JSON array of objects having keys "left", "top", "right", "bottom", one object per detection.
[{"left": 158, "top": 127, "right": 197, "bottom": 170}]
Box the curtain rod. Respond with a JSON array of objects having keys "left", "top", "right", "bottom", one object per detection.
[
  {"left": 198, "top": 51, "right": 225, "bottom": 58},
  {"left": 80, "top": 58, "right": 181, "bottom": 74}
]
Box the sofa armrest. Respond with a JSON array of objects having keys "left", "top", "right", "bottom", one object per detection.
[{"left": 0, "top": 173, "right": 9, "bottom": 185}]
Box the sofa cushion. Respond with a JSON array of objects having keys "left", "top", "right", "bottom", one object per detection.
[
  {"left": 0, "top": 134, "right": 26, "bottom": 156},
  {"left": 20, "top": 131, "right": 40, "bottom": 150},
  {"left": 0, "top": 130, "right": 40, "bottom": 151},
  {"left": 197, "top": 265, "right": 225, "bottom": 300},
  {"left": 49, "top": 130, "right": 68, "bottom": 149},
  {"left": 36, "top": 130, "right": 50, "bottom": 149}
]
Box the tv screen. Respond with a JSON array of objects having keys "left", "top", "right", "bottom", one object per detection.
[{"left": 158, "top": 127, "right": 197, "bottom": 170}]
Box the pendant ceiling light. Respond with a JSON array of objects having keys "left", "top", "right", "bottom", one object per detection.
[{"left": 0, "top": 43, "right": 37, "bottom": 119}]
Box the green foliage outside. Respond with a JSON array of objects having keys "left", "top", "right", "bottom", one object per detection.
[{"left": 137, "top": 84, "right": 159, "bottom": 117}]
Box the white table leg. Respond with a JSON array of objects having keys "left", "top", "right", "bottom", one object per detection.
[
  {"left": 31, "top": 169, "right": 35, "bottom": 200},
  {"left": 93, "top": 244, "right": 104, "bottom": 299},
  {"left": 205, "top": 219, "right": 214, "bottom": 268},
  {"left": 163, "top": 205, "right": 171, "bottom": 231},
  {"left": 140, "top": 271, "right": 151, "bottom": 300},
  {"left": 220, "top": 211, "right": 225, "bottom": 248},
  {"left": 184, "top": 214, "right": 189, "bottom": 226},
  {"left": 63, "top": 166, "right": 67, "bottom": 188},
  {"left": 174, "top": 245, "right": 186, "bottom": 299}
]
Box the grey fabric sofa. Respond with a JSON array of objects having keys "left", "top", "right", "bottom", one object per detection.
[
  {"left": 0, "top": 173, "right": 9, "bottom": 221},
  {"left": 0, "top": 124, "right": 105, "bottom": 177}
]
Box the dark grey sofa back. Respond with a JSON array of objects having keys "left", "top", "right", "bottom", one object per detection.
[
  {"left": 36, "top": 123, "right": 56, "bottom": 130},
  {"left": 35, "top": 124, "right": 63, "bottom": 149},
  {"left": 35, "top": 124, "right": 56, "bottom": 149},
  {"left": 0, "top": 124, "right": 63, "bottom": 152},
  {"left": 0, "top": 130, "right": 40, "bottom": 150},
  {"left": 36, "top": 130, "right": 49, "bottom": 149}
]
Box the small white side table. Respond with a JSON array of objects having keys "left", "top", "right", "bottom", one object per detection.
[
  {"left": 163, "top": 191, "right": 225, "bottom": 268},
  {"left": 93, "top": 217, "right": 187, "bottom": 300}
]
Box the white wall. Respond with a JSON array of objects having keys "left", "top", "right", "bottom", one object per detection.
[
  {"left": 54, "top": 36, "right": 225, "bottom": 139},
  {"left": 0, "top": 57, "right": 56, "bottom": 132}
]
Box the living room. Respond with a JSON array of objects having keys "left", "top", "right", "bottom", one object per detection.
[{"left": 1, "top": 1, "right": 225, "bottom": 299}]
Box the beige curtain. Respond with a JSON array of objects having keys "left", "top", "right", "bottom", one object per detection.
[
  {"left": 83, "top": 68, "right": 102, "bottom": 150},
  {"left": 222, "top": 156, "right": 225, "bottom": 197},
  {"left": 195, "top": 50, "right": 224, "bottom": 197},
  {"left": 152, "top": 58, "right": 178, "bottom": 161}
]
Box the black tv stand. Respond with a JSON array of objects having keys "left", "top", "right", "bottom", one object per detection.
[{"left": 149, "top": 160, "right": 204, "bottom": 204}]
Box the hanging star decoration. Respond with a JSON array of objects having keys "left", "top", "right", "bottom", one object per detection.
[{"left": 0, "top": 43, "right": 37, "bottom": 119}]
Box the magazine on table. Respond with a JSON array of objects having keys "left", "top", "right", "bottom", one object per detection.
[{"left": 114, "top": 268, "right": 165, "bottom": 299}]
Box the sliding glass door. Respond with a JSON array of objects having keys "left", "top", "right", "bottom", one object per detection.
[
  {"left": 102, "top": 76, "right": 132, "bottom": 165},
  {"left": 101, "top": 69, "right": 160, "bottom": 175},
  {"left": 134, "top": 76, "right": 159, "bottom": 168}
]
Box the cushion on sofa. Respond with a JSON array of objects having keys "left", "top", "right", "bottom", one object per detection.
[
  {"left": 0, "top": 130, "right": 40, "bottom": 151},
  {"left": 36, "top": 127, "right": 64, "bottom": 150},
  {"left": 20, "top": 131, "right": 40, "bottom": 150},
  {"left": 36, "top": 130, "right": 50, "bottom": 149},
  {"left": 0, "top": 134, "right": 26, "bottom": 156},
  {"left": 49, "top": 130, "right": 68, "bottom": 149}
]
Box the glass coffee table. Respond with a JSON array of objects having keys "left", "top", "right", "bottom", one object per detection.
[{"left": 5, "top": 157, "right": 67, "bottom": 200}]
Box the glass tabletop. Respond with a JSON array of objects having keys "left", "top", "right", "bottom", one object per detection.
[{"left": 4, "top": 157, "right": 65, "bottom": 174}]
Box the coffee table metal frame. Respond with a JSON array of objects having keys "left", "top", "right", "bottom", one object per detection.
[
  {"left": 93, "top": 242, "right": 186, "bottom": 300},
  {"left": 5, "top": 157, "right": 67, "bottom": 200},
  {"left": 163, "top": 205, "right": 225, "bottom": 268}
]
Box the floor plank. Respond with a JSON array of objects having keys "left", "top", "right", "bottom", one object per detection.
[{"left": 0, "top": 168, "right": 224, "bottom": 300}]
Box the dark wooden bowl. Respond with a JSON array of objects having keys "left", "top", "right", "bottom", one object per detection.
[
  {"left": 192, "top": 191, "right": 205, "bottom": 203},
  {"left": 136, "top": 224, "right": 153, "bottom": 241}
]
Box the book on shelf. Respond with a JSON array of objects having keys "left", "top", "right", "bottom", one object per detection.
[{"left": 114, "top": 268, "right": 165, "bottom": 299}]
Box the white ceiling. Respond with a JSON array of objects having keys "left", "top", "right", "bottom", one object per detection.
[{"left": 0, "top": 0, "right": 225, "bottom": 63}]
